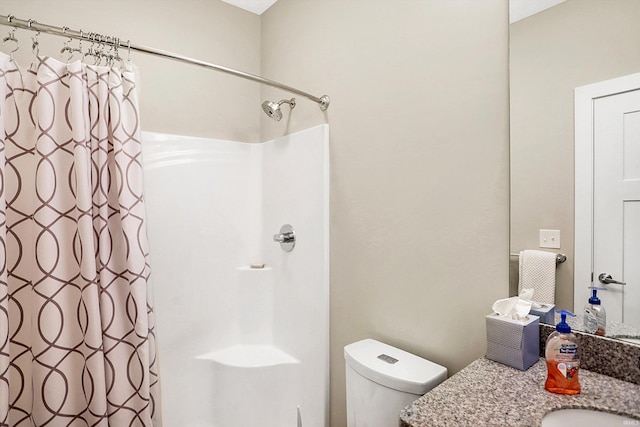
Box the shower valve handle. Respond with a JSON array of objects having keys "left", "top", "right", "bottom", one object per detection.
[
  {"left": 273, "top": 232, "right": 294, "bottom": 243},
  {"left": 273, "top": 224, "right": 295, "bottom": 252}
]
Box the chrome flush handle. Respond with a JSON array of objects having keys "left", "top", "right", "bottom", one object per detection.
[{"left": 598, "top": 273, "right": 626, "bottom": 286}]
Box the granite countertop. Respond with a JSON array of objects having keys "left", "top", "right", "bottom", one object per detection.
[{"left": 400, "top": 357, "right": 640, "bottom": 427}]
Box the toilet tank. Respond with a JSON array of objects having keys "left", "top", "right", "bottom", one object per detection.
[{"left": 344, "top": 339, "right": 447, "bottom": 427}]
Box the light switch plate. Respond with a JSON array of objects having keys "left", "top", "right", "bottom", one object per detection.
[{"left": 539, "top": 229, "right": 560, "bottom": 249}]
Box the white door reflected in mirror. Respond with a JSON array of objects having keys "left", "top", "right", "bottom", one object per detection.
[{"left": 575, "top": 74, "right": 640, "bottom": 326}]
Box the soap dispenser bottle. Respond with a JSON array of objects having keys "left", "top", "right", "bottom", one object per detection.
[
  {"left": 545, "top": 310, "right": 580, "bottom": 395},
  {"left": 583, "top": 287, "right": 607, "bottom": 336}
]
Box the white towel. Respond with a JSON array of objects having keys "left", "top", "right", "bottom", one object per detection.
[{"left": 518, "top": 250, "right": 556, "bottom": 304}]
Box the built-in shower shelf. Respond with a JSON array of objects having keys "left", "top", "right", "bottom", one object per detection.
[
  {"left": 237, "top": 265, "right": 273, "bottom": 271},
  {"left": 197, "top": 345, "right": 299, "bottom": 368}
]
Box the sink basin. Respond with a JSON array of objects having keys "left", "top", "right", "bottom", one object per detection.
[{"left": 541, "top": 409, "right": 638, "bottom": 427}]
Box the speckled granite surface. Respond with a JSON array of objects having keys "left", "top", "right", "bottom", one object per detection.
[{"left": 400, "top": 358, "right": 640, "bottom": 427}]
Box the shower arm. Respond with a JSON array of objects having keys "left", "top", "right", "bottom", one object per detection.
[{"left": 0, "top": 14, "right": 330, "bottom": 111}]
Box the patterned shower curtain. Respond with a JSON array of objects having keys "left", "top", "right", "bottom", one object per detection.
[{"left": 0, "top": 52, "right": 160, "bottom": 426}]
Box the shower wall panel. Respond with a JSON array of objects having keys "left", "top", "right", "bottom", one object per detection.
[
  {"left": 263, "top": 124, "right": 330, "bottom": 426},
  {"left": 262, "top": 125, "right": 329, "bottom": 427},
  {"left": 141, "top": 125, "right": 328, "bottom": 427}
]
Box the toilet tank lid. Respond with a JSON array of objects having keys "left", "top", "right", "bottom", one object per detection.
[{"left": 344, "top": 339, "right": 447, "bottom": 395}]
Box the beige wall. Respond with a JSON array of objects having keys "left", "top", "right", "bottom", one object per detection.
[
  {"left": 1, "top": 0, "right": 261, "bottom": 142},
  {"left": 261, "top": 1, "right": 509, "bottom": 425},
  {"left": 510, "top": 0, "right": 640, "bottom": 310}
]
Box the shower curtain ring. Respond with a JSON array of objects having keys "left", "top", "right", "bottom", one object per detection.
[{"left": 31, "top": 30, "right": 40, "bottom": 56}]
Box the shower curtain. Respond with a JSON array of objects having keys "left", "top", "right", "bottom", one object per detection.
[{"left": 0, "top": 52, "right": 160, "bottom": 426}]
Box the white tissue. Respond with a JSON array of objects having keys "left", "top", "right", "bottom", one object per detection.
[
  {"left": 518, "top": 288, "right": 542, "bottom": 309},
  {"left": 518, "top": 288, "right": 542, "bottom": 308},
  {"left": 491, "top": 296, "right": 532, "bottom": 321}
]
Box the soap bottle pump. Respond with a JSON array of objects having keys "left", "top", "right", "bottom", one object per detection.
[
  {"left": 584, "top": 286, "right": 607, "bottom": 336},
  {"left": 545, "top": 310, "right": 581, "bottom": 395}
]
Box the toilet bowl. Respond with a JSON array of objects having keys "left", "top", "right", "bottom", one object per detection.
[{"left": 344, "top": 339, "right": 447, "bottom": 427}]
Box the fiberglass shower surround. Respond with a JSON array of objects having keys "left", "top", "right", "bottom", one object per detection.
[{"left": 142, "top": 126, "right": 330, "bottom": 426}]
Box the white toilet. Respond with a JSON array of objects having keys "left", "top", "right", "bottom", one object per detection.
[{"left": 344, "top": 339, "right": 447, "bottom": 427}]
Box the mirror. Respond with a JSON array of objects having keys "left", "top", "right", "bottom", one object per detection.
[{"left": 509, "top": 0, "right": 640, "bottom": 339}]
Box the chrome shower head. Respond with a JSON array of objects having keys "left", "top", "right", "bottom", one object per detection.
[{"left": 262, "top": 98, "right": 296, "bottom": 121}]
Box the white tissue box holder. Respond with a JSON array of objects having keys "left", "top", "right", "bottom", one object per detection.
[
  {"left": 529, "top": 304, "right": 555, "bottom": 325},
  {"left": 485, "top": 313, "right": 539, "bottom": 370}
]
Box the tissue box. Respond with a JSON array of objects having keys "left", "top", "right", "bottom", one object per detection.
[
  {"left": 529, "top": 304, "right": 555, "bottom": 325},
  {"left": 486, "top": 313, "right": 539, "bottom": 370}
]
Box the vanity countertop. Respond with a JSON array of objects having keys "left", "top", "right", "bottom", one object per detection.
[{"left": 400, "top": 357, "right": 640, "bottom": 427}]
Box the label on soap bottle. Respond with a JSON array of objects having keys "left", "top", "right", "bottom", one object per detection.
[
  {"left": 558, "top": 342, "right": 578, "bottom": 357},
  {"left": 584, "top": 308, "right": 598, "bottom": 333}
]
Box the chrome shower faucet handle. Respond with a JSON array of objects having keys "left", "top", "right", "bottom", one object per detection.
[{"left": 273, "top": 224, "right": 295, "bottom": 252}]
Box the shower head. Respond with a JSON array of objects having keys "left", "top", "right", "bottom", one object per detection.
[{"left": 262, "top": 98, "right": 296, "bottom": 121}]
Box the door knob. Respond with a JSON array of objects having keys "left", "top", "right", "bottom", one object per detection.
[{"left": 598, "top": 273, "right": 626, "bottom": 286}]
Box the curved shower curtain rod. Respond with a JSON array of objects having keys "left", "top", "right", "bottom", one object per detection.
[{"left": 0, "top": 14, "right": 330, "bottom": 111}]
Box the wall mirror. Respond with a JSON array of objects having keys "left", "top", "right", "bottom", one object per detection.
[{"left": 509, "top": 0, "right": 640, "bottom": 341}]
